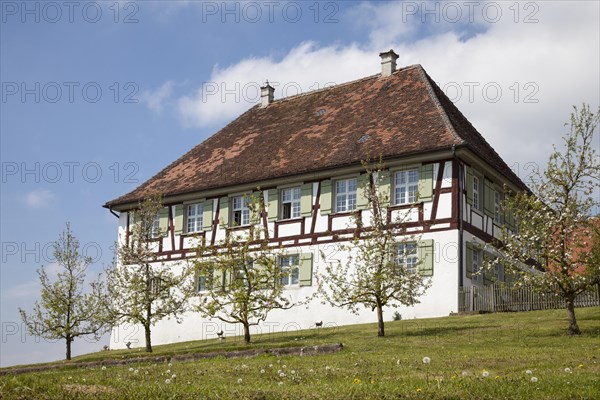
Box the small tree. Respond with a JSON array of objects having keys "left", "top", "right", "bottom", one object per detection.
[
  {"left": 19, "top": 223, "right": 108, "bottom": 360},
  {"left": 106, "top": 195, "right": 193, "bottom": 352},
  {"left": 317, "top": 162, "right": 432, "bottom": 337},
  {"left": 492, "top": 104, "right": 600, "bottom": 335},
  {"left": 192, "top": 193, "right": 294, "bottom": 344}
]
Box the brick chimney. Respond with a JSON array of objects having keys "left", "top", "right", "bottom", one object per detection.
[
  {"left": 260, "top": 81, "right": 274, "bottom": 107},
  {"left": 379, "top": 49, "right": 399, "bottom": 77}
]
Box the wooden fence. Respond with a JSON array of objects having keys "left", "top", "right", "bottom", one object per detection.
[{"left": 458, "top": 283, "right": 600, "bottom": 313}]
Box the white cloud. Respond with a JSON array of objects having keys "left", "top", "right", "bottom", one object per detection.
[
  {"left": 176, "top": 0, "right": 599, "bottom": 182},
  {"left": 24, "top": 190, "right": 57, "bottom": 209},
  {"left": 140, "top": 81, "right": 174, "bottom": 113}
]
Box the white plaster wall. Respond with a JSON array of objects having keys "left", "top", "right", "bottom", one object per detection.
[{"left": 109, "top": 229, "right": 460, "bottom": 350}]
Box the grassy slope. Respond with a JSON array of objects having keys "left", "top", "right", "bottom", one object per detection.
[{"left": 1, "top": 308, "right": 598, "bottom": 399}]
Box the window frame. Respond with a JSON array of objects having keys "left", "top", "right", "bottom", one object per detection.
[
  {"left": 149, "top": 212, "right": 161, "bottom": 238},
  {"left": 393, "top": 242, "right": 418, "bottom": 273},
  {"left": 393, "top": 167, "right": 419, "bottom": 205},
  {"left": 280, "top": 187, "right": 301, "bottom": 220},
  {"left": 196, "top": 275, "right": 207, "bottom": 292},
  {"left": 471, "top": 248, "right": 482, "bottom": 281},
  {"left": 231, "top": 195, "right": 250, "bottom": 227},
  {"left": 185, "top": 202, "right": 204, "bottom": 234},
  {"left": 279, "top": 254, "right": 300, "bottom": 287},
  {"left": 334, "top": 177, "right": 358, "bottom": 213}
]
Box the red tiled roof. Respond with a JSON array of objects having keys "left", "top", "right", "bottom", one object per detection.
[{"left": 105, "top": 64, "right": 527, "bottom": 208}]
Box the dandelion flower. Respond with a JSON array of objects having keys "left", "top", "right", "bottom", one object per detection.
[
  {"left": 134, "top": 369, "right": 139, "bottom": 374},
  {"left": 531, "top": 377, "right": 538, "bottom": 383},
  {"left": 168, "top": 363, "right": 173, "bottom": 367},
  {"left": 278, "top": 381, "right": 283, "bottom": 386},
  {"left": 416, "top": 388, "right": 422, "bottom": 392},
  {"left": 309, "top": 369, "right": 314, "bottom": 373},
  {"left": 482, "top": 371, "right": 489, "bottom": 378},
  {"left": 282, "top": 365, "right": 287, "bottom": 369},
  {"left": 422, "top": 357, "right": 431, "bottom": 364},
  {"left": 166, "top": 369, "right": 171, "bottom": 374},
  {"left": 260, "top": 369, "right": 265, "bottom": 374},
  {"left": 461, "top": 371, "right": 468, "bottom": 377},
  {"left": 241, "top": 364, "right": 248, "bottom": 369},
  {"left": 396, "top": 359, "right": 401, "bottom": 365},
  {"left": 237, "top": 378, "right": 243, "bottom": 384},
  {"left": 279, "top": 372, "right": 286, "bottom": 378},
  {"left": 525, "top": 370, "right": 532, "bottom": 375},
  {"left": 268, "top": 364, "right": 273, "bottom": 368},
  {"left": 564, "top": 367, "right": 572, "bottom": 373},
  {"left": 578, "top": 363, "right": 584, "bottom": 368},
  {"left": 353, "top": 378, "right": 361, "bottom": 384},
  {"left": 325, "top": 366, "right": 331, "bottom": 371},
  {"left": 171, "top": 374, "right": 176, "bottom": 379},
  {"left": 129, "top": 367, "right": 134, "bottom": 372},
  {"left": 101, "top": 366, "right": 107, "bottom": 371},
  {"left": 165, "top": 379, "right": 171, "bottom": 384}
]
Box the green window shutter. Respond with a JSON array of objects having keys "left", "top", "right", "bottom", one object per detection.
[
  {"left": 417, "top": 239, "right": 434, "bottom": 276},
  {"left": 483, "top": 180, "right": 494, "bottom": 217},
  {"left": 212, "top": 269, "right": 224, "bottom": 291},
  {"left": 174, "top": 205, "right": 184, "bottom": 235},
  {"left": 418, "top": 164, "right": 434, "bottom": 202},
  {"left": 300, "top": 183, "right": 313, "bottom": 217},
  {"left": 268, "top": 189, "right": 279, "bottom": 222},
  {"left": 466, "top": 243, "right": 473, "bottom": 278},
  {"left": 159, "top": 207, "right": 169, "bottom": 237},
  {"left": 466, "top": 167, "right": 474, "bottom": 205},
  {"left": 202, "top": 200, "right": 214, "bottom": 231},
  {"left": 299, "top": 252, "right": 313, "bottom": 286},
  {"left": 320, "top": 180, "right": 332, "bottom": 215},
  {"left": 356, "top": 174, "right": 370, "bottom": 210},
  {"left": 378, "top": 170, "right": 391, "bottom": 208},
  {"left": 219, "top": 197, "right": 229, "bottom": 227}
]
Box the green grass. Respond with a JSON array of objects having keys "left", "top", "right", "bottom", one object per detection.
[{"left": 1, "top": 308, "right": 599, "bottom": 399}]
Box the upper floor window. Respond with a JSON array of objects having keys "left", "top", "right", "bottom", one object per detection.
[
  {"left": 393, "top": 242, "right": 418, "bottom": 273},
  {"left": 279, "top": 254, "right": 300, "bottom": 287},
  {"left": 150, "top": 212, "right": 161, "bottom": 238},
  {"left": 472, "top": 176, "right": 481, "bottom": 211},
  {"left": 394, "top": 169, "right": 419, "bottom": 205},
  {"left": 281, "top": 187, "right": 301, "bottom": 219},
  {"left": 335, "top": 178, "right": 357, "bottom": 213},
  {"left": 186, "top": 203, "right": 203, "bottom": 233},
  {"left": 494, "top": 191, "right": 503, "bottom": 223},
  {"left": 232, "top": 195, "right": 250, "bottom": 226}
]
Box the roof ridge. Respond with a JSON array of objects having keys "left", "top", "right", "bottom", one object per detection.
[{"left": 266, "top": 64, "right": 423, "bottom": 105}]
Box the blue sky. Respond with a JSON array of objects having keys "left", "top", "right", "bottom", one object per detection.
[{"left": 1, "top": 1, "right": 599, "bottom": 367}]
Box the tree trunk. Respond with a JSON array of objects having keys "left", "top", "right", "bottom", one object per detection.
[
  {"left": 66, "top": 336, "right": 72, "bottom": 360},
  {"left": 376, "top": 304, "right": 385, "bottom": 337},
  {"left": 144, "top": 324, "right": 153, "bottom": 352},
  {"left": 566, "top": 297, "right": 581, "bottom": 335},
  {"left": 243, "top": 323, "right": 251, "bottom": 344}
]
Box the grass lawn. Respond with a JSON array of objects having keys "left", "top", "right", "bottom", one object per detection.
[{"left": 1, "top": 307, "right": 598, "bottom": 399}]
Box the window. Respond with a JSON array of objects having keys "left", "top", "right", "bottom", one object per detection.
[
  {"left": 150, "top": 277, "right": 166, "bottom": 297},
  {"left": 472, "top": 176, "right": 481, "bottom": 211},
  {"left": 335, "top": 178, "right": 357, "bottom": 212},
  {"left": 150, "top": 212, "right": 161, "bottom": 238},
  {"left": 231, "top": 196, "right": 250, "bottom": 226},
  {"left": 494, "top": 191, "right": 503, "bottom": 223},
  {"left": 186, "top": 203, "right": 203, "bottom": 233},
  {"left": 281, "top": 187, "right": 301, "bottom": 219},
  {"left": 471, "top": 249, "right": 482, "bottom": 281},
  {"left": 279, "top": 255, "right": 300, "bottom": 287},
  {"left": 196, "top": 275, "right": 207, "bottom": 292},
  {"left": 394, "top": 242, "right": 418, "bottom": 273},
  {"left": 394, "top": 169, "right": 419, "bottom": 205}
]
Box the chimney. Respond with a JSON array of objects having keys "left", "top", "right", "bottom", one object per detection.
[
  {"left": 260, "top": 81, "right": 274, "bottom": 107},
  {"left": 379, "top": 49, "right": 399, "bottom": 77}
]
